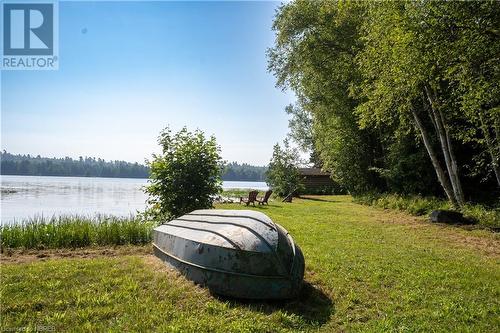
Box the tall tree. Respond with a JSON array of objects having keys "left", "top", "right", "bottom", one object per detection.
[
  {"left": 355, "top": 1, "right": 500, "bottom": 205},
  {"left": 426, "top": 1, "right": 500, "bottom": 188},
  {"left": 284, "top": 103, "right": 323, "bottom": 167},
  {"left": 266, "top": 140, "right": 303, "bottom": 198},
  {"left": 268, "top": 0, "right": 383, "bottom": 194},
  {"left": 355, "top": 2, "right": 451, "bottom": 205},
  {"left": 269, "top": 0, "right": 498, "bottom": 205}
]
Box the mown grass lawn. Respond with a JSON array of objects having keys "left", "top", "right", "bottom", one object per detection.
[{"left": 1, "top": 196, "right": 499, "bottom": 332}]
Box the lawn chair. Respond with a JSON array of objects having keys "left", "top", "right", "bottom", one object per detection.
[
  {"left": 256, "top": 190, "right": 272, "bottom": 205},
  {"left": 282, "top": 187, "right": 298, "bottom": 203},
  {"left": 240, "top": 190, "right": 258, "bottom": 206}
]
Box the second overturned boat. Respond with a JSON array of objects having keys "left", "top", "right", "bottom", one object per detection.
[{"left": 153, "top": 209, "right": 305, "bottom": 299}]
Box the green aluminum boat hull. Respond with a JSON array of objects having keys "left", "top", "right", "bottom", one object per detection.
[{"left": 152, "top": 209, "right": 305, "bottom": 299}]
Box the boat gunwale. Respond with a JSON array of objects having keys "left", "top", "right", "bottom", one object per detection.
[{"left": 152, "top": 243, "right": 292, "bottom": 280}]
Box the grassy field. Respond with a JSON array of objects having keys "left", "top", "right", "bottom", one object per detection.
[{"left": 1, "top": 196, "right": 499, "bottom": 332}]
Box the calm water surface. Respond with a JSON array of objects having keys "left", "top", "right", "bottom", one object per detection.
[{"left": 0, "top": 175, "right": 268, "bottom": 223}]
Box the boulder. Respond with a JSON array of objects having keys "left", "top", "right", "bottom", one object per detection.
[{"left": 430, "top": 210, "right": 467, "bottom": 224}]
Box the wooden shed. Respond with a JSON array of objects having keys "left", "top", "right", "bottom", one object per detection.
[{"left": 298, "top": 168, "right": 336, "bottom": 194}]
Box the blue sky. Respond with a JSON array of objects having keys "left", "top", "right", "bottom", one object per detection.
[{"left": 1, "top": 1, "right": 294, "bottom": 165}]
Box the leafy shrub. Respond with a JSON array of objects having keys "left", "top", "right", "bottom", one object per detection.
[{"left": 145, "top": 127, "right": 224, "bottom": 220}]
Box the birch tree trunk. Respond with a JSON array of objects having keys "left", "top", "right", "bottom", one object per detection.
[
  {"left": 438, "top": 106, "right": 465, "bottom": 202},
  {"left": 424, "top": 85, "right": 465, "bottom": 205},
  {"left": 495, "top": 117, "right": 500, "bottom": 183},
  {"left": 479, "top": 112, "right": 500, "bottom": 187},
  {"left": 411, "top": 108, "right": 457, "bottom": 206}
]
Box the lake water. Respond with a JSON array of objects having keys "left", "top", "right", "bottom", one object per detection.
[{"left": 0, "top": 175, "right": 268, "bottom": 223}]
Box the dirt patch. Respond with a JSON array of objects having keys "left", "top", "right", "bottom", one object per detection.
[
  {"left": 0, "top": 245, "right": 153, "bottom": 264},
  {"left": 142, "top": 253, "right": 178, "bottom": 274},
  {"left": 432, "top": 230, "right": 500, "bottom": 257},
  {"left": 370, "top": 208, "right": 500, "bottom": 257}
]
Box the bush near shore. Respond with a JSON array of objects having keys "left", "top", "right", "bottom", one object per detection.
[
  {"left": 354, "top": 193, "right": 500, "bottom": 228},
  {"left": 1, "top": 215, "right": 155, "bottom": 250}
]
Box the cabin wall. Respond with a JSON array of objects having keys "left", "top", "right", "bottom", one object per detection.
[{"left": 299, "top": 175, "right": 342, "bottom": 194}]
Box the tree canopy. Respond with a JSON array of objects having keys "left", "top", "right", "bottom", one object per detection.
[{"left": 269, "top": 0, "right": 499, "bottom": 205}]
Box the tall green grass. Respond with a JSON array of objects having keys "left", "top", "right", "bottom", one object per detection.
[
  {"left": 1, "top": 215, "right": 156, "bottom": 250},
  {"left": 354, "top": 193, "right": 500, "bottom": 228},
  {"left": 222, "top": 188, "right": 260, "bottom": 198}
]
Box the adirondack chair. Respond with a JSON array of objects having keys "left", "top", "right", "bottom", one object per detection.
[
  {"left": 256, "top": 190, "right": 273, "bottom": 205},
  {"left": 282, "top": 187, "right": 298, "bottom": 203},
  {"left": 240, "top": 190, "right": 258, "bottom": 206}
]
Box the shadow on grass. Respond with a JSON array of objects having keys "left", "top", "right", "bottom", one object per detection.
[
  {"left": 254, "top": 204, "right": 283, "bottom": 210},
  {"left": 228, "top": 203, "right": 283, "bottom": 209},
  {"left": 298, "top": 196, "right": 337, "bottom": 203},
  {"left": 430, "top": 220, "right": 500, "bottom": 233},
  {"left": 213, "top": 280, "right": 334, "bottom": 326}
]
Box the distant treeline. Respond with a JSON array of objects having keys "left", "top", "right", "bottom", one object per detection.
[
  {"left": 0, "top": 151, "right": 149, "bottom": 178},
  {"left": 222, "top": 162, "right": 267, "bottom": 181},
  {"left": 0, "top": 151, "right": 267, "bottom": 181}
]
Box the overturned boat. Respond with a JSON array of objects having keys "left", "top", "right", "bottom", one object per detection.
[{"left": 153, "top": 209, "right": 305, "bottom": 299}]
